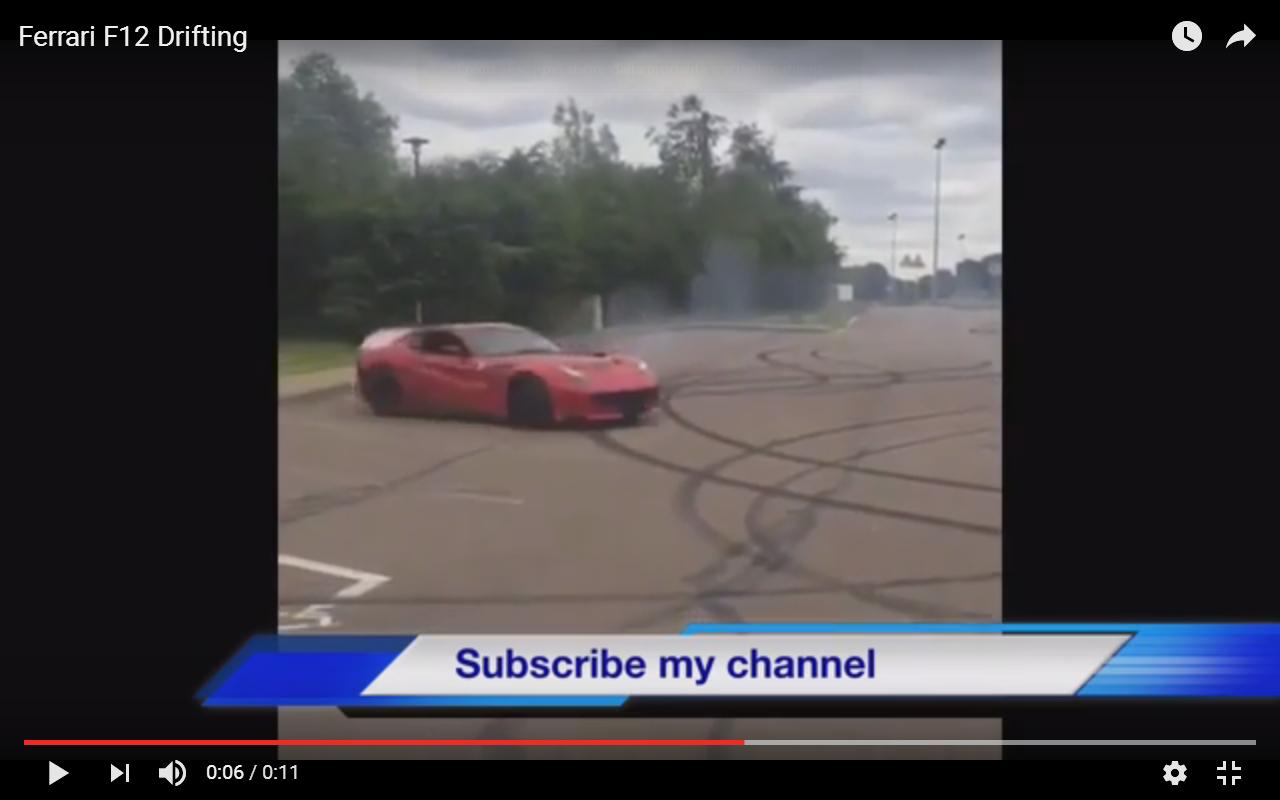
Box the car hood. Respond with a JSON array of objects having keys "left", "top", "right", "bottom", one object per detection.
[
  {"left": 484, "top": 352, "right": 641, "bottom": 371},
  {"left": 481, "top": 352, "right": 656, "bottom": 388}
]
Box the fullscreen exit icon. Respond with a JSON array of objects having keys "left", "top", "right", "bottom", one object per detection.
[{"left": 1216, "top": 761, "right": 1242, "bottom": 786}]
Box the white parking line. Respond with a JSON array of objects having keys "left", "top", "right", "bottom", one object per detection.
[
  {"left": 278, "top": 604, "right": 335, "bottom": 631},
  {"left": 427, "top": 490, "right": 525, "bottom": 506},
  {"left": 278, "top": 554, "right": 390, "bottom": 599}
]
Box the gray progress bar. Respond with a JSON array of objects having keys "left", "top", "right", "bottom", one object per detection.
[{"left": 744, "top": 739, "right": 1256, "bottom": 746}]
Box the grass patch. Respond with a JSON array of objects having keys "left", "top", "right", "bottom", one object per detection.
[{"left": 279, "top": 340, "right": 354, "bottom": 376}]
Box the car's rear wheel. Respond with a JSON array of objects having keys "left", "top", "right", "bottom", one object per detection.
[
  {"left": 508, "top": 375, "right": 554, "bottom": 428},
  {"left": 361, "top": 369, "right": 402, "bottom": 416}
]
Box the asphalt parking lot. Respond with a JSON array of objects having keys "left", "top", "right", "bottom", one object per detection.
[{"left": 277, "top": 304, "right": 1002, "bottom": 758}]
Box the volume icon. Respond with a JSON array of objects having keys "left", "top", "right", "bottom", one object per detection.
[{"left": 158, "top": 760, "right": 186, "bottom": 786}]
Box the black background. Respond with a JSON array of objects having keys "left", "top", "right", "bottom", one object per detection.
[
  {"left": 1, "top": 33, "right": 280, "bottom": 763},
  {"left": 2, "top": 26, "right": 1278, "bottom": 777},
  {"left": 1003, "top": 35, "right": 1280, "bottom": 760},
  {"left": 21, "top": 757, "right": 1276, "bottom": 791}
]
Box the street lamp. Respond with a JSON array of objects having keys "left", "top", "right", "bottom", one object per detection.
[
  {"left": 403, "top": 136, "right": 430, "bottom": 178},
  {"left": 931, "top": 137, "right": 946, "bottom": 302},
  {"left": 888, "top": 212, "right": 899, "bottom": 295}
]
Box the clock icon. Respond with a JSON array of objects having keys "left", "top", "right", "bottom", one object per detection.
[{"left": 1173, "top": 20, "right": 1202, "bottom": 51}]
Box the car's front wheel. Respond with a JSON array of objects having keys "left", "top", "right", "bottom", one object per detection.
[
  {"left": 360, "top": 369, "right": 402, "bottom": 416},
  {"left": 508, "top": 375, "right": 554, "bottom": 428}
]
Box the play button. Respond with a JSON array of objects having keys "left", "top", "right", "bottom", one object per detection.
[
  {"left": 49, "top": 762, "right": 69, "bottom": 785},
  {"left": 110, "top": 764, "right": 124, "bottom": 782}
]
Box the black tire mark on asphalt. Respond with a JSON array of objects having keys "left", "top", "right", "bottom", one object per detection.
[
  {"left": 659, "top": 337, "right": 992, "bottom": 399},
  {"left": 278, "top": 444, "right": 497, "bottom": 525},
  {"left": 632, "top": 426, "right": 997, "bottom": 629},
  {"left": 670, "top": 353, "right": 998, "bottom": 622},
  {"left": 279, "top": 571, "right": 1003, "bottom": 607},
  {"left": 757, "top": 347, "right": 832, "bottom": 384},
  {"left": 733, "top": 427, "right": 997, "bottom": 621},
  {"left": 589, "top": 422, "right": 999, "bottom": 536},
  {"left": 675, "top": 414, "right": 991, "bottom": 580},
  {"left": 667, "top": 363, "right": 800, "bottom": 388},
  {"left": 680, "top": 375, "right": 874, "bottom": 395},
  {"left": 808, "top": 349, "right": 901, "bottom": 379},
  {"left": 808, "top": 349, "right": 992, "bottom": 379},
  {"left": 616, "top": 431, "right": 1000, "bottom": 631},
  {"left": 590, "top": 334, "right": 1002, "bottom": 630},
  {"left": 675, "top": 370, "right": 1000, "bottom": 401},
  {"left": 676, "top": 354, "right": 990, "bottom": 394},
  {"left": 744, "top": 427, "right": 993, "bottom": 571},
  {"left": 667, "top": 405, "right": 990, "bottom": 590},
  {"left": 661, "top": 398, "right": 1002, "bottom": 494}
]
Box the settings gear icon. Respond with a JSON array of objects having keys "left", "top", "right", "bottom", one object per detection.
[{"left": 1163, "top": 761, "right": 1189, "bottom": 785}]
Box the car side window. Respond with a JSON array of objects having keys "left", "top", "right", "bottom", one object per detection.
[{"left": 419, "top": 332, "right": 468, "bottom": 357}]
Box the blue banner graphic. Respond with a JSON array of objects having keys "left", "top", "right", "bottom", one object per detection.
[{"left": 199, "top": 624, "right": 1280, "bottom": 707}]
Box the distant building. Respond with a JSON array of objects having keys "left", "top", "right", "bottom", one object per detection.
[{"left": 986, "top": 255, "right": 1002, "bottom": 294}]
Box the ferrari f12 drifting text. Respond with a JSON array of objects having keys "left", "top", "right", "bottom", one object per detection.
[{"left": 355, "top": 322, "right": 660, "bottom": 426}]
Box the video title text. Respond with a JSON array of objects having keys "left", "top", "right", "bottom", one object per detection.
[{"left": 18, "top": 26, "right": 248, "bottom": 53}]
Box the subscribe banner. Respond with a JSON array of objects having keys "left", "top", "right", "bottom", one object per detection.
[{"left": 199, "top": 624, "right": 1280, "bottom": 707}]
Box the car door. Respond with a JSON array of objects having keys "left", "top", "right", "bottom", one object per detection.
[
  {"left": 427, "top": 336, "right": 498, "bottom": 416},
  {"left": 403, "top": 332, "right": 478, "bottom": 415}
]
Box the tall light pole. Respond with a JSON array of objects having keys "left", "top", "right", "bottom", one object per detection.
[
  {"left": 931, "top": 137, "right": 946, "bottom": 302},
  {"left": 402, "top": 136, "right": 430, "bottom": 323},
  {"left": 403, "top": 136, "right": 430, "bottom": 178},
  {"left": 888, "top": 212, "right": 899, "bottom": 297}
]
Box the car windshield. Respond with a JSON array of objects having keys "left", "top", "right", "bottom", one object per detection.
[{"left": 460, "top": 326, "right": 560, "bottom": 356}]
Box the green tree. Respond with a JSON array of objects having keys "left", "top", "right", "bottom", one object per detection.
[
  {"left": 646, "top": 95, "right": 728, "bottom": 192},
  {"left": 728, "top": 123, "right": 793, "bottom": 189},
  {"left": 278, "top": 52, "right": 400, "bottom": 332},
  {"left": 278, "top": 52, "right": 398, "bottom": 191},
  {"left": 279, "top": 60, "right": 845, "bottom": 336},
  {"left": 550, "top": 99, "right": 620, "bottom": 173}
]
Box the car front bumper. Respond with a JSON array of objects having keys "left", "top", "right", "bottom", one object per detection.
[{"left": 556, "top": 385, "right": 661, "bottom": 422}]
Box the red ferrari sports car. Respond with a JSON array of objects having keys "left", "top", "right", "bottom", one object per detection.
[{"left": 354, "top": 322, "right": 660, "bottom": 426}]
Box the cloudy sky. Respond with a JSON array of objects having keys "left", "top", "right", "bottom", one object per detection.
[{"left": 279, "top": 41, "right": 1001, "bottom": 270}]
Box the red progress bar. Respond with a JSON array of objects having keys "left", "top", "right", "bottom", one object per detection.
[{"left": 26, "top": 739, "right": 745, "bottom": 747}]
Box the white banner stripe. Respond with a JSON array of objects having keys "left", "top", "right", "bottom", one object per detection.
[{"left": 363, "top": 634, "right": 1130, "bottom": 697}]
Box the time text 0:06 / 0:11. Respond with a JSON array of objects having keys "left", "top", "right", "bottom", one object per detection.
[{"left": 206, "top": 764, "right": 300, "bottom": 781}]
